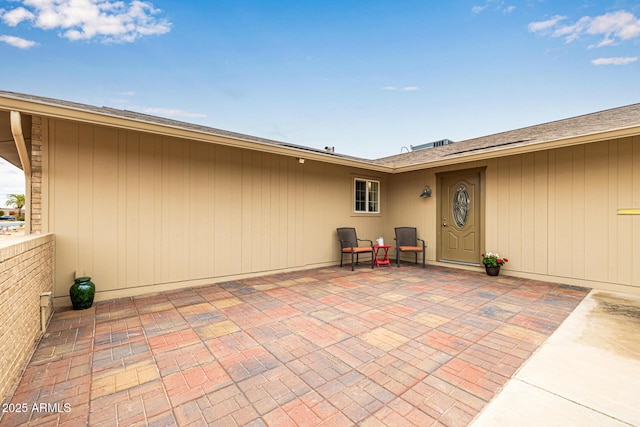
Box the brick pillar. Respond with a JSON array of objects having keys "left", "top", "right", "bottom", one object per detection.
[{"left": 30, "top": 116, "right": 42, "bottom": 233}]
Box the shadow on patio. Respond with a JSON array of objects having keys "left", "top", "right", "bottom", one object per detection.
[{"left": 2, "top": 265, "right": 588, "bottom": 426}]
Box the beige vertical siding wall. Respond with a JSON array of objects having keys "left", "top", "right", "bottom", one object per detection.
[
  {"left": 41, "top": 116, "right": 640, "bottom": 301},
  {"left": 388, "top": 136, "right": 640, "bottom": 293},
  {"left": 486, "top": 135, "right": 640, "bottom": 293},
  {"left": 43, "top": 118, "right": 386, "bottom": 304}
]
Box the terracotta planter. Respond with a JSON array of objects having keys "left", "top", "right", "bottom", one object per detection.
[
  {"left": 70, "top": 277, "right": 95, "bottom": 310},
  {"left": 485, "top": 266, "right": 501, "bottom": 276}
]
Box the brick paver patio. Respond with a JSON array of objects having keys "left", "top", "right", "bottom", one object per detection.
[{"left": 1, "top": 265, "right": 589, "bottom": 426}]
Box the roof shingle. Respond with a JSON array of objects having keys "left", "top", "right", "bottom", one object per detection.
[
  {"left": 373, "top": 103, "right": 640, "bottom": 167},
  {"left": 1, "top": 90, "right": 639, "bottom": 170}
]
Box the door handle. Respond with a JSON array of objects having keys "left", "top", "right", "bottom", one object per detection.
[{"left": 442, "top": 217, "right": 447, "bottom": 227}]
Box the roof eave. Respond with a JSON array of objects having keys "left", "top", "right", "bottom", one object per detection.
[
  {"left": 390, "top": 125, "right": 640, "bottom": 173},
  {"left": 0, "top": 94, "right": 393, "bottom": 173},
  {"left": 2, "top": 93, "right": 638, "bottom": 175}
]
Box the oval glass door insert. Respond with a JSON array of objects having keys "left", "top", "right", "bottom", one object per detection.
[{"left": 453, "top": 184, "right": 470, "bottom": 228}]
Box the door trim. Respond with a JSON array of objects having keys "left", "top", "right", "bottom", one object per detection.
[{"left": 436, "top": 167, "right": 486, "bottom": 265}]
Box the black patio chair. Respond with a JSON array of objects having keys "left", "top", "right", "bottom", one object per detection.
[
  {"left": 337, "top": 227, "right": 374, "bottom": 271},
  {"left": 394, "top": 227, "right": 426, "bottom": 268}
]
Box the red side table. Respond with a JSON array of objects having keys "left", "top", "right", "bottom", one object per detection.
[{"left": 373, "top": 244, "right": 392, "bottom": 268}]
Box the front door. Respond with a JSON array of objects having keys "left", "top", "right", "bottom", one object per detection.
[{"left": 439, "top": 170, "right": 482, "bottom": 264}]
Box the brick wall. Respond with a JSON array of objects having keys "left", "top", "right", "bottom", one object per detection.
[{"left": 0, "top": 234, "right": 54, "bottom": 403}]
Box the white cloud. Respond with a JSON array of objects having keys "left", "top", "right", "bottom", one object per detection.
[
  {"left": 140, "top": 107, "right": 206, "bottom": 118},
  {"left": 588, "top": 11, "right": 640, "bottom": 40},
  {"left": 0, "top": 0, "right": 171, "bottom": 43},
  {"left": 551, "top": 17, "right": 590, "bottom": 42},
  {"left": 382, "top": 86, "right": 420, "bottom": 92},
  {"left": 0, "top": 34, "right": 38, "bottom": 48},
  {"left": 528, "top": 15, "right": 566, "bottom": 33},
  {"left": 589, "top": 36, "right": 615, "bottom": 48},
  {"left": 529, "top": 10, "right": 640, "bottom": 47},
  {"left": 1, "top": 7, "right": 35, "bottom": 26},
  {"left": 591, "top": 56, "right": 638, "bottom": 65},
  {"left": 472, "top": 2, "right": 515, "bottom": 15}
]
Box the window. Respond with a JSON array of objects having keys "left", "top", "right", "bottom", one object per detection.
[{"left": 354, "top": 178, "right": 380, "bottom": 213}]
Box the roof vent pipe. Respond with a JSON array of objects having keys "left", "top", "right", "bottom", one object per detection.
[{"left": 324, "top": 146, "right": 335, "bottom": 153}]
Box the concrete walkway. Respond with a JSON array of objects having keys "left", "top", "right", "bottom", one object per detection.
[
  {"left": 1, "top": 266, "right": 591, "bottom": 426},
  {"left": 472, "top": 290, "right": 640, "bottom": 426}
]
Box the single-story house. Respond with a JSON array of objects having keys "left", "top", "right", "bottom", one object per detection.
[
  {"left": 1, "top": 90, "right": 639, "bottom": 306},
  {"left": 0, "top": 207, "right": 24, "bottom": 216}
]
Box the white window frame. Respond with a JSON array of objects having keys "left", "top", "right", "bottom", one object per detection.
[{"left": 354, "top": 178, "right": 380, "bottom": 213}]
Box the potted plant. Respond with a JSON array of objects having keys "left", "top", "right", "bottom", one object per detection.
[{"left": 481, "top": 252, "right": 508, "bottom": 276}]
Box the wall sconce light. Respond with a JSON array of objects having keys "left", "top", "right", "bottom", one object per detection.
[
  {"left": 419, "top": 185, "right": 432, "bottom": 198},
  {"left": 298, "top": 158, "right": 305, "bottom": 164}
]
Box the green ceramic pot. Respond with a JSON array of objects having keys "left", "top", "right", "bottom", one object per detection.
[{"left": 70, "top": 277, "right": 95, "bottom": 310}]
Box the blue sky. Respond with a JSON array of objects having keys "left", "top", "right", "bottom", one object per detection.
[{"left": 1, "top": 0, "right": 639, "bottom": 202}]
